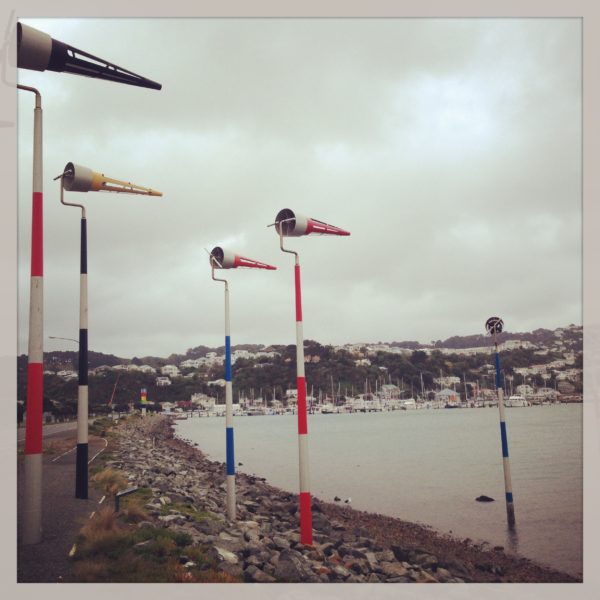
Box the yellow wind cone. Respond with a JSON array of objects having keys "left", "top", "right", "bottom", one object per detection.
[{"left": 62, "top": 162, "right": 162, "bottom": 196}]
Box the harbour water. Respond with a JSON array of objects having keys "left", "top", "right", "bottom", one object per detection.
[{"left": 175, "top": 404, "right": 582, "bottom": 577}]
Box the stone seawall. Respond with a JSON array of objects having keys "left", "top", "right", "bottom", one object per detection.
[{"left": 106, "top": 415, "right": 579, "bottom": 583}]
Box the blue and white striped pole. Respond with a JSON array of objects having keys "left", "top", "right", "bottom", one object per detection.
[
  {"left": 487, "top": 317, "right": 515, "bottom": 529},
  {"left": 209, "top": 247, "right": 276, "bottom": 521},
  {"left": 58, "top": 163, "right": 161, "bottom": 500},
  {"left": 224, "top": 281, "right": 236, "bottom": 520},
  {"left": 58, "top": 174, "right": 89, "bottom": 499},
  {"left": 76, "top": 214, "right": 89, "bottom": 499},
  {"left": 211, "top": 264, "right": 236, "bottom": 520}
]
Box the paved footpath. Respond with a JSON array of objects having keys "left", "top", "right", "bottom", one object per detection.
[{"left": 17, "top": 424, "right": 107, "bottom": 583}]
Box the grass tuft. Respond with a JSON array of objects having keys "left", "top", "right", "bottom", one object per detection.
[{"left": 92, "top": 468, "right": 129, "bottom": 495}]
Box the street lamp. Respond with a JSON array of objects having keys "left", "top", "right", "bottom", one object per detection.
[
  {"left": 209, "top": 246, "right": 276, "bottom": 521},
  {"left": 57, "top": 162, "right": 161, "bottom": 500},
  {"left": 17, "top": 21, "right": 161, "bottom": 545},
  {"left": 272, "top": 208, "right": 350, "bottom": 545},
  {"left": 486, "top": 316, "right": 516, "bottom": 529}
]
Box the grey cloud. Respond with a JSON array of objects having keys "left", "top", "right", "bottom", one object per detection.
[{"left": 18, "top": 18, "right": 581, "bottom": 357}]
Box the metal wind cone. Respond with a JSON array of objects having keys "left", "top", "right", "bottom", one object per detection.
[
  {"left": 210, "top": 246, "right": 276, "bottom": 270},
  {"left": 274, "top": 208, "right": 350, "bottom": 237},
  {"left": 61, "top": 163, "right": 162, "bottom": 196},
  {"left": 17, "top": 23, "right": 162, "bottom": 90}
]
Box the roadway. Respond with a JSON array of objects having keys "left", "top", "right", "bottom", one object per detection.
[{"left": 17, "top": 422, "right": 108, "bottom": 582}]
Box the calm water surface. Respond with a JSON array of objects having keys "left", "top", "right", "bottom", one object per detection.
[{"left": 176, "top": 405, "right": 582, "bottom": 576}]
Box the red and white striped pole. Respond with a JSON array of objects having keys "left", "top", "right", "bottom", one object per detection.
[
  {"left": 273, "top": 208, "right": 349, "bottom": 546},
  {"left": 293, "top": 255, "right": 312, "bottom": 545},
  {"left": 19, "top": 85, "right": 44, "bottom": 545}
]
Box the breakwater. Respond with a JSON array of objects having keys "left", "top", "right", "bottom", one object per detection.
[{"left": 107, "top": 414, "right": 578, "bottom": 583}]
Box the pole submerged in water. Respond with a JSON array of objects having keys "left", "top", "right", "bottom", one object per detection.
[{"left": 486, "top": 316, "right": 516, "bottom": 529}]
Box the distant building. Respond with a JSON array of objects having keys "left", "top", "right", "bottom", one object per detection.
[
  {"left": 155, "top": 376, "right": 171, "bottom": 387},
  {"left": 56, "top": 370, "right": 77, "bottom": 381},
  {"left": 180, "top": 358, "right": 202, "bottom": 369},
  {"left": 208, "top": 379, "right": 226, "bottom": 387},
  {"left": 161, "top": 365, "right": 180, "bottom": 377},
  {"left": 434, "top": 376, "right": 460, "bottom": 387}
]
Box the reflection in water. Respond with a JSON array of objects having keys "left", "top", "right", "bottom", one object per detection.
[{"left": 505, "top": 527, "right": 520, "bottom": 554}]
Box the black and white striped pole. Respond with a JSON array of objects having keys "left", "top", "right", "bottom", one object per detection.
[
  {"left": 486, "top": 316, "right": 516, "bottom": 529},
  {"left": 56, "top": 163, "right": 161, "bottom": 499},
  {"left": 17, "top": 21, "right": 161, "bottom": 539}
]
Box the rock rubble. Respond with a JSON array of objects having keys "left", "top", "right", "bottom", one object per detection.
[{"left": 108, "top": 415, "right": 579, "bottom": 583}]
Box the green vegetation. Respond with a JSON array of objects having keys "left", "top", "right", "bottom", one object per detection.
[
  {"left": 18, "top": 327, "right": 583, "bottom": 415},
  {"left": 70, "top": 507, "right": 240, "bottom": 583}
]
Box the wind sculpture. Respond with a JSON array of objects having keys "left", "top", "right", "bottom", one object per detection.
[
  {"left": 209, "top": 246, "right": 276, "bottom": 520},
  {"left": 273, "top": 208, "right": 350, "bottom": 545},
  {"left": 17, "top": 21, "right": 161, "bottom": 544},
  {"left": 58, "top": 162, "right": 161, "bottom": 500}
]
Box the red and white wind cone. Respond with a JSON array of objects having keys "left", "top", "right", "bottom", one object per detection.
[
  {"left": 209, "top": 246, "right": 276, "bottom": 270},
  {"left": 274, "top": 208, "right": 350, "bottom": 238}
]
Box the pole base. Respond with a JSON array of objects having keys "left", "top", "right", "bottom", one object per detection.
[{"left": 299, "top": 491, "right": 313, "bottom": 545}]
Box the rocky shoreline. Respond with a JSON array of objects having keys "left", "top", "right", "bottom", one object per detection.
[{"left": 105, "top": 414, "right": 579, "bottom": 583}]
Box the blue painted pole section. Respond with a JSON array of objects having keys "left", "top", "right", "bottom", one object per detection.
[
  {"left": 500, "top": 421, "right": 509, "bottom": 457},
  {"left": 495, "top": 352, "right": 502, "bottom": 389},
  {"left": 226, "top": 427, "right": 235, "bottom": 475},
  {"left": 494, "top": 344, "right": 515, "bottom": 528}
]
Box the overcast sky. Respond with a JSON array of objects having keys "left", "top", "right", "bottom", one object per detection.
[{"left": 17, "top": 17, "right": 582, "bottom": 358}]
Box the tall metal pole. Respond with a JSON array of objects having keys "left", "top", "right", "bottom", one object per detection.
[
  {"left": 19, "top": 85, "right": 43, "bottom": 545},
  {"left": 58, "top": 176, "right": 89, "bottom": 499},
  {"left": 280, "top": 231, "right": 313, "bottom": 545},
  {"left": 77, "top": 212, "right": 89, "bottom": 498},
  {"left": 212, "top": 266, "right": 236, "bottom": 520},
  {"left": 486, "top": 317, "right": 516, "bottom": 529}
]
